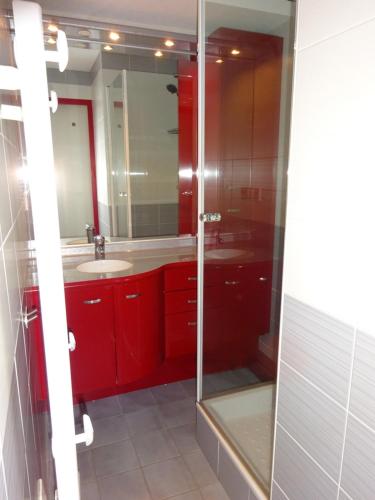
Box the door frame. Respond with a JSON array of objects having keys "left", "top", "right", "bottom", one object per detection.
[{"left": 57, "top": 97, "right": 99, "bottom": 231}]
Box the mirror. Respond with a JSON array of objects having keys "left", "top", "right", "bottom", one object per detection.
[{"left": 46, "top": 23, "right": 197, "bottom": 244}]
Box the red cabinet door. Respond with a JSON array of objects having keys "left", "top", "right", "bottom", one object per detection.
[
  {"left": 115, "top": 272, "right": 163, "bottom": 385},
  {"left": 65, "top": 284, "right": 116, "bottom": 396}
]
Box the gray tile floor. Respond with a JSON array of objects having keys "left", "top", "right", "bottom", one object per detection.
[{"left": 77, "top": 379, "right": 231, "bottom": 500}]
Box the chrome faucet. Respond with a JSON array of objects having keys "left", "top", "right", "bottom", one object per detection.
[
  {"left": 94, "top": 235, "right": 105, "bottom": 260},
  {"left": 85, "top": 223, "right": 96, "bottom": 243}
]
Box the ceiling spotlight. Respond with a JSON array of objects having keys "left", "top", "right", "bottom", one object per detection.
[
  {"left": 216, "top": 58, "right": 223, "bottom": 64},
  {"left": 104, "top": 45, "right": 113, "bottom": 51},
  {"left": 78, "top": 29, "right": 91, "bottom": 37},
  {"left": 164, "top": 39, "right": 175, "bottom": 47},
  {"left": 231, "top": 49, "right": 240, "bottom": 55},
  {"left": 109, "top": 31, "right": 120, "bottom": 41},
  {"left": 47, "top": 37, "right": 56, "bottom": 45},
  {"left": 155, "top": 50, "right": 163, "bottom": 57},
  {"left": 48, "top": 23, "right": 58, "bottom": 33}
]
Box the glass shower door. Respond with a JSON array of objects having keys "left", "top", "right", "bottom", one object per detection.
[{"left": 198, "top": 0, "right": 295, "bottom": 493}]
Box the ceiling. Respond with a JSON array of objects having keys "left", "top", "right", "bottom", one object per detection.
[{"left": 37, "top": 0, "right": 293, "bottom": 36}]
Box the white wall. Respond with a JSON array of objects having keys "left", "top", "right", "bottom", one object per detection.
[
  {"left": 273, "top": 1, "right": 375, "bottom": 498},
  {"left": 282, "top": 0, "right": 375, "bottom": 329},
  {"left": 48, "top": 82, "right": 92, "bottom": 100}
]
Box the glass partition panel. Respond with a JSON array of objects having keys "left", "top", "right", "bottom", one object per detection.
[
  {"left": 107, "top": 72, "right": 130, "bottom": 238},
  {"left": 200, "top": 0, "right": 295, "bottom": 493},
  {"left": 126, "top": 70, "right": 179, "bottom": 238}
]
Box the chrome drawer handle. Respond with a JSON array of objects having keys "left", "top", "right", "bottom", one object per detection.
[
  {"left": 187, "top": 321, "right": 197, "bottom": 327},
  {"left": 259, "top": 277, "right": 268, "bottom": 282},
  {"left": 224, "top": 280, "right": 240, "bottom": 286},
  {"left": 125, "top": 293, "right": 141, "bottom": 299},
  {"left": 83, "top": 298, "right": 101, "bottom": 304},
  {"left": 187, "top": 276, "right": 197, "bottom": 281},
  {"left": 187, "top": 299, "right": 197, "bottom": 304}
]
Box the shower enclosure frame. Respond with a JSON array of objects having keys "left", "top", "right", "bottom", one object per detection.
[{"left": 195, "top": 0, "right": 295, "bottom": 497}]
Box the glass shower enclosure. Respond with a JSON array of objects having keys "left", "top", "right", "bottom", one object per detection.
[{"left": 196, "top": 0, "right": 295, "bottom": 495}]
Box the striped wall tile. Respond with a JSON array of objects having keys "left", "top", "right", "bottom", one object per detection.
[
  {"left": 2, "top": 374, "right": 26, "bottom": 500},
  {"left": 341, "top": 415, "right": 375, "bottom": 499},
  {"left": 281, "top": 295, "right": 354, "bottom": 406},
  {"left": 273, "top": 425, "right": 338, "bottom": 500},
  {"left": 349, "top": 331, "right": 375, "bottom": 431},
  {"left": 272, "top": 482, "right": 288, "bottom": 500},
  {"left": 338, "top": 489, "right": 351, "bottom": 499},
  {"left": 277, "top": 362, "right": 346, "bottom": 480},
  {"left": 0, "top": 457, "right": 7, "bottom": 500}
]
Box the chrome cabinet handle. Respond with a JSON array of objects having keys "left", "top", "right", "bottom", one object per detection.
[
  {"left": 224, "top": 280, "right": 240, "bottom": 286},
  {"left": 187, "top": 276, "right": 197, "bottom": 281},
  {"left": 125, "top": 293, "right": 141, "bottom": 299},
  {"left": 187, "top": 299, "right": 197, "bottom": 304},
  {"left": 83, "top": 298, "right": 101, "bottom": 304},
  {"left": 187, "top": 321, "right": 197, "bottom": 327},
  {"left": 259, "top": 277, "right": 268, "bottom": 282}
]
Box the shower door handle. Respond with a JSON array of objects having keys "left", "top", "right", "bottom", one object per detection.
[
  {"left": 74, "top": 414, "right": 94, "bottom": 447},
  {"left": 200, "top": 212, "right": 222, "bottom": 223}
]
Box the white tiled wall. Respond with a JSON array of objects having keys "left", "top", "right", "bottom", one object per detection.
[
  {"left": 0, "top": 12, "right": 43, "bottom": 500},
  {"left": 273, "top": 1, "right": 375, "bottom": 498}
]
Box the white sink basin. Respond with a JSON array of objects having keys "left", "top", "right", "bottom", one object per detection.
[
  {"left": 205, "top": 249, "right": 249, "bottom": 260},
  {"left": 76, "top": 259, "right": 133, "bottom": 274}
]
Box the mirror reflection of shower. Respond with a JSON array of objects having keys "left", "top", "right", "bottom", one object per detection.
[{"left": 166, "top": 84, "right": 179, "bottom": 135}]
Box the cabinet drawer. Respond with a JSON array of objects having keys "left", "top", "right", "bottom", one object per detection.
[
  {"left": 164, "top": 264, "right": 197, "bottom": 291},
  {"left": 165, "top": 289, "right": 197, "bottom": 315},
  {"left": 165, "top": 311, "right": 197, "bottom": 358}
]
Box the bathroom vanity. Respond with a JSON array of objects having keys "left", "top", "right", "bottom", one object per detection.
[{"left": 26, "top": 243, "right": 272, "bottom": 406}]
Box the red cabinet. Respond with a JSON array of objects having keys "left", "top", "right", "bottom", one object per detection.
[
  {"left": 65, "top": 284, "right": 116, "bottom": 395},
  {"left": 203, "top": 260, "right": 273, "bottom": 371},
  {"left": 164, "top": 263, "right": 197, "bottom": 291},
  {"left": 115, "top": 272, "right": 163, "bottom": 385},
  {"left": 164, "top": 263, "right": 198, "bottom": 359},
  {"left": 28, "top": 257, "right": 272, "bottom": 401}
]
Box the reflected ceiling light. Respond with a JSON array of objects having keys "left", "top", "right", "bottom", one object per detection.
[
  {"left": 155, "top": 50, "right": 163, "bottom": 57},
  {"left": 231, "top": 49, "right": 240, "bottom": 55},
  {"left": 216, "top": 58, "right": 223, "bottom": 64},
  {"left": 78, "top": 29, "right": 91, "bottom": 37},
  {"left": 103, "top": 45, "right": 113, "bottom": 51},
  {"left": 47, "top": 37, "right": 56, "bottom": 45},
  {"left": 109, "top": 31, "right": 120, "bottom": 41},
  {"left": 47, "top": 23, "right": 58, "bottom": 33},
  {"left": 164, "top": 39, "right": 175, "bottom": 47}
]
